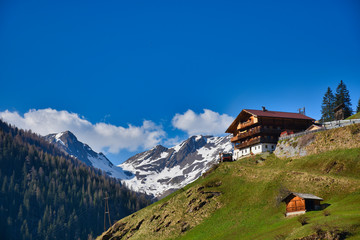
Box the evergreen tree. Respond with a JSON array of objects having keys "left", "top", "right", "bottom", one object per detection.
[
  {"left": 321, "top": 87, "right": 335, "bottom": 122},
  {"left": 335, "top": 80, "right": 353, "bottom": 118},
  {"left": 0, "top": 119, "right": 151, "bottom": 240},
  {"left": 357, "top": 98, "right": 360, "bottom": 113}
]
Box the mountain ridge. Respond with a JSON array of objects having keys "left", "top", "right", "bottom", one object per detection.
[
  {"left": 120, "top": 135, "right": 232, "bottom": 198},
  {"left": 44, "top": 131, "right": 233, "bottom": 198},
  {"left": 44, "top": 130, "right": 132, "bottom": 180}
]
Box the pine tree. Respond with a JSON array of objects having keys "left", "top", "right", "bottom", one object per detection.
[
  {"left": 321, "top": 87, "right": 335, "bottom": 122},
  {"left": 357, "top": 98, "right": 360, "bottom": 113},
  {"left": 335, "top": 80, "right": 353, "bottom": 118}
]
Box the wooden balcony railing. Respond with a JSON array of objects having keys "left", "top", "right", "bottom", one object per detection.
[
  {"left": 234, "top": 136, "right": 278, "bottom": 149},
  {"left": 237, "top": 120, "right": 256, "bottom": 130},
  {"left": 231, "top": 126, "right": 260, "bottom": 142},
  {"left": 231, "top": 127, "right": 282, "bottom": 142}
]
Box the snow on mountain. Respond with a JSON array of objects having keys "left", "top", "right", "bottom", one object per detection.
[
  {"left": 44, "top": 131, "right": 132, "bottom": 180},
  {"left": 120, "top": 135, "right": 233, "bottom": 198},
  {"left": 45, "top": 131, "right": 233, "bottom": 198}
]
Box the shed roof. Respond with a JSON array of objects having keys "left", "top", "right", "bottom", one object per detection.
[{"left": 282, "top": 192, "right": 323, "bottom": 201}]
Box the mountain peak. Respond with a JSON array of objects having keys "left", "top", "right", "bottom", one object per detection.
[
  {"left": 56, "top": 130, "right": 77, "bottom": 140},
  {"left": 120, "top": 135, "right": 233, "bottom": 198},
  {"left": 44, "top": 131, "right": 131, "bottom": 179}
]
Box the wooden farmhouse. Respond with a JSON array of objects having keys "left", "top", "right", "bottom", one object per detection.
[
  {"left": 334, "top": 103, "right": 346, "bottom": 120},
  {"left": 282, "top": 192, "right": 323, "bottom": 216},
  {"left": 225, "top": 108, "right": 314, "bottom": 159}
]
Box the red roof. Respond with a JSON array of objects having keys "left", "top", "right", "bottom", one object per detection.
[
  {"left": 244, "top": 109, "right": 314, "bottom": 120},
  {"left": 225, "top": 109, "right": 315, "bottom": 133}
]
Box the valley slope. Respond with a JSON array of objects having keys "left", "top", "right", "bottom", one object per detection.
[{"left": 97, "top": 124, "right": 360, "bottom": 240}]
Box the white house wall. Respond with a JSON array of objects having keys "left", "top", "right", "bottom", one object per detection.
[{"left": 233, "top": 143, "right": 277, "bottom": 160}]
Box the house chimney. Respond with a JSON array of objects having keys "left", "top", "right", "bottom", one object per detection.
[
  {"left": 298, "top": 107, "right": 305, "bottom": 115},
  {"left": 262, "top": 106, "right": 267, "bottom": 112}
]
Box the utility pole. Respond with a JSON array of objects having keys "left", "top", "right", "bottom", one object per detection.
[{"left": 104, "top": 193, "right": 111, "bottom": 231}]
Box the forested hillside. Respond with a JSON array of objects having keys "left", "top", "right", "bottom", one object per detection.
[{"left": 0, "top": 120, "right": 151, "bottom": 240}]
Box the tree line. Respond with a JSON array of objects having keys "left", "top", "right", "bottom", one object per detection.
[
  {"left": 0, "top": 119, "right": 151, "bottom": 240},
  {"left": 321, "top": 80, "right": 360, "bottom": 122}
]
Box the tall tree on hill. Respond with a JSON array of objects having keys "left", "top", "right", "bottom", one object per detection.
[
  {"left": 321, "top": 87, "right": 335, "bottom": 122},
  {"left": 335, "top": 80, "right": 353, "bottom": 118}
]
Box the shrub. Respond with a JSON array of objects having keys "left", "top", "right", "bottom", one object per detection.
[
  {"left": 297, "top": 215, "right": 310, "bottom": 226},
  {"left": 204, "top": 179, "right": 222, "bottom": 188},
  {"left": 273, "top": 234, "right": 286, "bottom": 240},
  {"left": 323, "top": 209, "right": 331, "bottom": 216},
  {"left": 349, "top": 124, "right": 360, "bottom": 135},
  {"left": 202, "top": 163, "right": 219, "bottom": 178},
  {"left": 275, "top": 185, "right": 290, "bottom": 206},
  {"left": 312, "top": 223, "right": 324, "bottom": 234}
]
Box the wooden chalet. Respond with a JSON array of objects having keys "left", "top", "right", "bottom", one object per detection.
[
  {"left": 226, "top": 107, "right": 314, "bottom": 159},
  {"left": 282, "top": 192, "right": 323, "bottom": 216},
  {"left": 334, "top": 103, "right": 345, "bottom": 120}
]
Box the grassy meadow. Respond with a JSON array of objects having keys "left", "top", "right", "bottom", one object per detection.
[{"left": 98, "top": 147, "right": 360, "bottom": 240}]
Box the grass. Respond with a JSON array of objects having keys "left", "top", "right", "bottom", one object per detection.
[
  {"left": 347, "top": 112, "right": 360, "bottom": 120},
  {"left": 98, "top": 148, "right": 360, "bottom": 240}
]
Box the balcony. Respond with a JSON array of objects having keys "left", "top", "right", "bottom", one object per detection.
[
  {"left": 237, "top": 119, "right": 258, "bottom": 130},
  {"left": 231, "top": 126, "right": 261, "bottom": 142},
  {"left": 234, "top": 136, "right": 278, "bottom": 149},
  {"left": 231, "top": 126, "right": 282, "bottom": 142}
]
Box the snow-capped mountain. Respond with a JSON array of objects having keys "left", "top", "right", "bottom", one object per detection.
[
  {"left": 120, "top": 135, "right": 232, "bottom": 198},
  {"left": 44, "top": 131, "right": 132, "bottom": 179},
  {"left": 45, "top": 131, "right": 232, "bottom": 198}
]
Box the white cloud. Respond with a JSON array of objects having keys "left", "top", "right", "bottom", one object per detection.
[
  {"left": 0, "top": 108, "right": 166, "bottom": 153},
  {"left": 172, "top": 109, "right": 234, "bottom": 136}
]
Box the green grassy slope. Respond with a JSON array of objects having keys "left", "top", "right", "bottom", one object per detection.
[
  {"left": 347, "top": 112, "right": 360, "bottom": 119},
  {"left": 98, "top": 147, "right": 360, "bottom": 240}
]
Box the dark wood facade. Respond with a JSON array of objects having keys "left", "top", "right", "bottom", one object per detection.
[
  {"left": 226, "top": 109, "right": 314, "bottom": 151},
  {"left": 334, "top": 103, "right": 345, "bottom": 120}
]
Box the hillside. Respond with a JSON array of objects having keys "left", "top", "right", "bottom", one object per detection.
[
  {"left": 97, "top": 127, "right": 360, "bottom": 240},
  {"left": 275, "top": 123, "right": 360, "bottom": 158},
  {"left": 347, "top": 112, "right": 360, "bottom": 120},
  {"left": 0, "top": 120, "right": 150, "bottom": 240}
]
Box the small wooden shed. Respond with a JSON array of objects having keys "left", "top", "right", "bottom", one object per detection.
[{"left": 282, "top": 192, "right": 323, "bottom": 217}]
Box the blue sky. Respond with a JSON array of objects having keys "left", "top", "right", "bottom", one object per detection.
[{"left": 1, "top": 0, "right": 359, "bottom": 164}]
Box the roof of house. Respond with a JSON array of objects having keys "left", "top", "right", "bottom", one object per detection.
[
  {"left": 244, "top": 109, "right": 315, "bottom": 120},
  {"left": 305, "top": 124, "right": 324, "bottom": 131},
  {"left": 225, "top": 109, "right": 315, "bottom": 133},
  {"left": 282, "top": 192, "right": 324, "bottom": 201}
]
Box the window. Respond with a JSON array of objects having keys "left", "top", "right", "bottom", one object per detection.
[
  {"left": 265, "top": 145, "right": 268, "bottom": 148},
  {"left": 272, "top": 145, "right": 275, "bottom": 149}
]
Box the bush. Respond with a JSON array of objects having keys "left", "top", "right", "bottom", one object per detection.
[
  {"left": 204, "top": 179, "right": 222, "bottom": 188},
  {"left": 349, "top": 124, "right": 360, "bottom": 135},
  {"left": 273, "top": 234, "right": 286, "bottom": 240},
  {"left": 202, "top": 163, "right": 219, "bottom": 178},
  {"left": 297, "top": 215, "right": 310, "bottom": 226},
  {"left": 312, "top": 223, "right": 324, "bottom": 234},
  {"left": 323, "top": 209, "right": 331, "bottom": 216}
]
